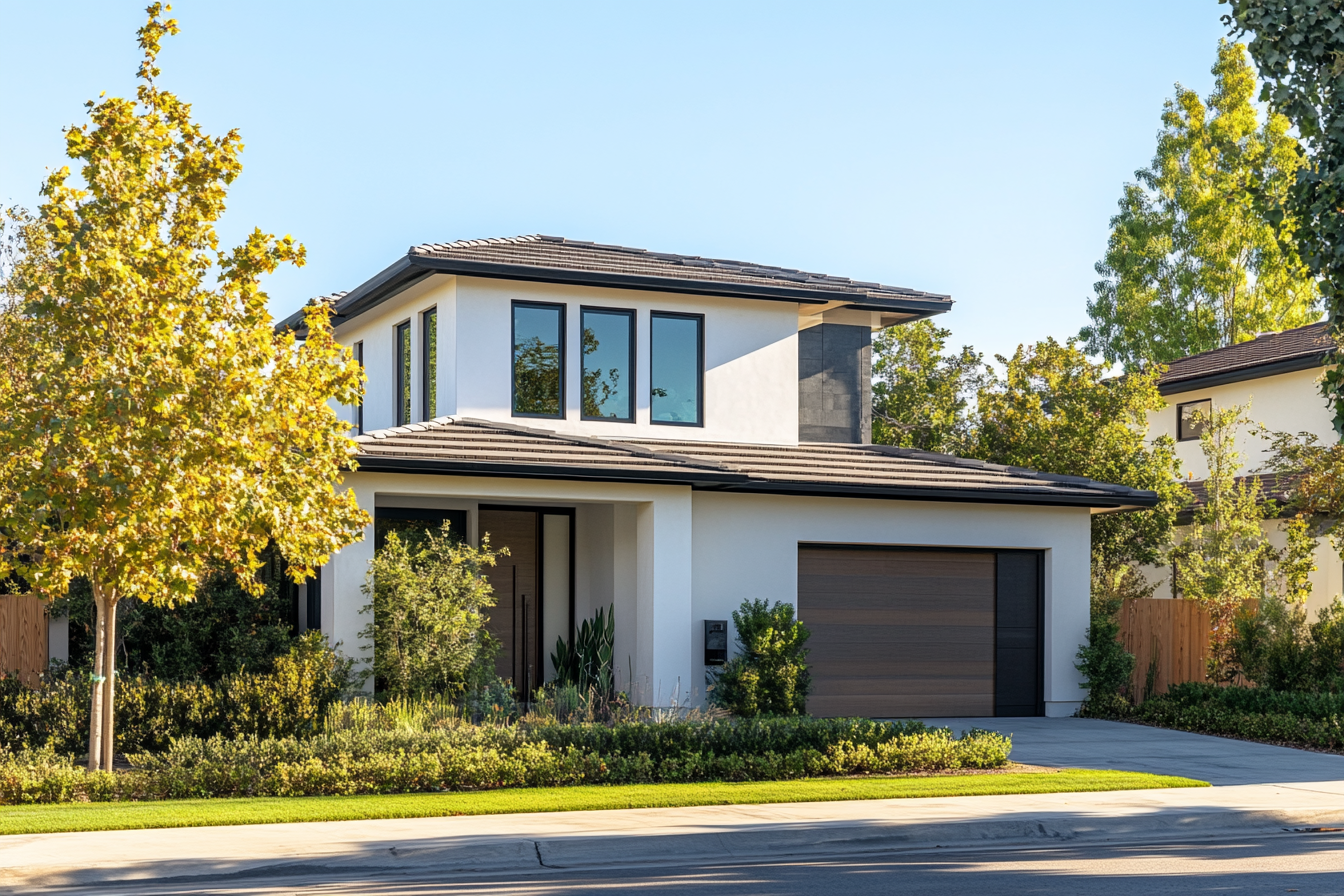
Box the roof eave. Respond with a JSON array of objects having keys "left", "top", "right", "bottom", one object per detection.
[{"left": 1159, "top": 352, "right": 1332, "bottom": 396}]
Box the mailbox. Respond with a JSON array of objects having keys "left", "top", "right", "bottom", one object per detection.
[{"left": 704, "top": 619, "right": 728, "bottom": 666}]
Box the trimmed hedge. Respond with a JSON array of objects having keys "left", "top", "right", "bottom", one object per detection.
[
  {"left": 1094, "top": 682, "right": 1344, "bottom": 752},
  {"left": 0, "top": 633, "right": 354, "bottom": 755},
  {"left": 0, "top": 720, "right": 1012, "bottom": 805}
]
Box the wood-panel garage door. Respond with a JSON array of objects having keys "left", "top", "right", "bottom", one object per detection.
[{"left": 799, "top": 547, "right": 995, "bottom": 718}]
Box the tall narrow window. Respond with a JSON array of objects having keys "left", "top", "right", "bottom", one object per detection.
[
  {"left": 422, "top": 307, "right": 437, "bottom": 420},
  {"left": 353, "top": 341, "right": 364, "bottom": 435},
  {"left": 650, "top": 312, "right": 703, "bottom": 426},
  {"left": 395, "top": 320, "right": 411, "bottom": 426},
  {"left": 512, "top": 301, "right": 565, "bottom": 417},
  {"left": 581, "top": 307, "right": 635, "bottom": 421}
]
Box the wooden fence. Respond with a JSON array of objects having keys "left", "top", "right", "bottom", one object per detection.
[
  {"left": 1117, "top": 597, "right": 1257, "bottom": 703},
  {"left": 0, "top": 594, "right": 48, "bottom": 687}
]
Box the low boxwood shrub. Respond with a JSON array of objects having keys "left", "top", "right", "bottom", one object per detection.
[{"left": 0, "top": 718, "right": 1012, "bottom": 805}]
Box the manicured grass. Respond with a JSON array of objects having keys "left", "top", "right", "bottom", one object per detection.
[{"left": 0, "top": 769, "right": 1207, "bottom": 836}]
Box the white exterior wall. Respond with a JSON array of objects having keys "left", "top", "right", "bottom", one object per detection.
[
  {"left": 1147, "top": 367, "right": 1333, "bottom": 480},
  {"left": 329, "top": 471, "right": 1092, "bottom": 716},
  {"left": 332, "top": 274, "right": 800, "bottom": 445},
  {"left": 690, "top": 492, "right": 1092, "bottom": 718}
]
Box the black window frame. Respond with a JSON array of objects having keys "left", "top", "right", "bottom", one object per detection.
[
  {"left": 421, "top": 306, "right": 437, "bottom": 421},
  {"left": 1176, "top": 398, "right": 1211, "bottom": 442},
  {"left": 650, "top": 310, "right": 705, "bottom": 428},
  {"left": 580, "top": 305, "right": 636, "bottom": 423},
  {"left": 511, "top": 300, "right": 567, "bottom": 420},
  {"left": 395, "top": 319, "right": 412, "bottom": 426},
  {"left": 353, "top": 340, "right": 364, "bottom": 435}
]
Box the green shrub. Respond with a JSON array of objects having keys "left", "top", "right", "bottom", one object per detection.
[
  {"left": 0, "top": 716, "right": 1012, "bottom": 804},
  {"left": 360, "top": 523, "right": 502, "bottom": 699},
  {"left": 551, "top": 605, "right": 615, "bottom": 697},
  {"left": 0, "top": 633, "right": 357, "bottom": 754},
  {"left": 1075, "top": 615, "right": 1135, "bottom": 713},
  {"left": 1117, "top": 682, "right": 1344, "bottom": 751},
  {"left": 1232, "top": 596, "right": 1344, "bottom": 691},
  {"left": 708, "top": 599, "right": 811, "bottom": 716}
]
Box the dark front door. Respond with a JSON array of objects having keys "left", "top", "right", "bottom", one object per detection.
[{"left": 478, "top": 509, "right": 541, "bottom": 695}]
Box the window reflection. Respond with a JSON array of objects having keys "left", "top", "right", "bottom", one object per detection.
[
  {"left": 651, "top": 313, "right": 702, "bottom": 425},
  {"left": 582, "top": 308, "right": 634, "bottom": 421},
  {"left": 513, "top": 302, "right": 564, "bottom": 417}
]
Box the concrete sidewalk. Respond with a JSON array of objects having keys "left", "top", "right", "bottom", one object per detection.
[{"left": 3, "top": 718, "right": 1343, "bottom": 891}]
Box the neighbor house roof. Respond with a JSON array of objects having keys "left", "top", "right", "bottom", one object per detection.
[
  {"left": 1158, "top": 323, "right": 1333, "bottom": 395},
  {"left": 280, "top": 235, "right": 953, "bottom": 332},
  {"left": 1176, "top": 472, "right": 1302, "bottom": 524},
  {"left": 352, "top": 418, "right": 1159, "bottom": 510}
]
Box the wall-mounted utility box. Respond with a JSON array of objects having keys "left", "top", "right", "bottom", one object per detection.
[{"left": 704, "top": 619, "right": 728, "bottom": 666}]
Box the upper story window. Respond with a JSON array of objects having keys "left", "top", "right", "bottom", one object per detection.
[
  {"left": 513, "top": 301, "right": 565, "bottom": 418},
  {"left": 422, "top": 307, "right": 437, "bottom": 420},
  {"left": 1177, "top": 398, "right": 1211, "bottom": 442},
  {"left": 352, "top": 341, "right": 364, "bottom": 435},
  {"left": 395, "top": 320, "right": 412, "bottom": 426},
  {"left": 650, "top": 312, "right": 703, "bottom": 426},
  {"left": 581, "top": 307, "right": 635, "bottom": 422}
]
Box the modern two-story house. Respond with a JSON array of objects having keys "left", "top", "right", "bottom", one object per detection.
[
  {"left": 281, "top": 235, "right": 1157, "bottom": 718},
  {"left": 1142, "top": 322, "right": 1342, "bottom": 616}
]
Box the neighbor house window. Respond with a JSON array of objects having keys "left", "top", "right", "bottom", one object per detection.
[
  {"left": 1177, "top": 399, "right": 1211, "bottom": 441},
  {"left": 512, "top": 301, "right": 565, "bottom": 417},
  {"left": 353, "top": 341, "right": 364, "bottom": 435},
  {"left": 395, "top": 320, "right": 411, "bottom": 426},
  {"left": 422, "top": 307, "right": 437, "bottom": 420},
  {"left": 650, "top": 312, "right": 703, "bottom": 426},
  {"left": 581, "top": 307, "right": 635, "bottom": 421}
]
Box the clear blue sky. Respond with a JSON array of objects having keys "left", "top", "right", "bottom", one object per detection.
[{"left": 1, "top": 1, "right": 1230, "bottom": 362}]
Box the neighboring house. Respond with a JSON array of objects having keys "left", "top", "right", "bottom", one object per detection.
[
  {"left": 276, "top": 235, "right": 1156, "bottom": 718},
  {"left": 1141, "top": 322, "right": 1342, "bottom": 616}
]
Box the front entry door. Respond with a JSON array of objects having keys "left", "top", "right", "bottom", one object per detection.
[{"left": 478, "top": 509, "right": 540, "bottom": 695}]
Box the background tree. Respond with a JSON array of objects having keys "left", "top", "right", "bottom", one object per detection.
[
  {"left": 972, "top": 339, "right": 1187, "bottom": 587},
  {"left": 1080, "top": 40, "right": 1318, "bottom": 369},
  {"left": 1223, "top": 1, "right": 1344, "bottom": 431},
  {"left": 0, "top": 6, "right": 368, "bottom": 770},
  {"left": 1172, "top": 405, "right": 1280, "bottom": 680},
  {"left": 871, "top": 320, "right": 986, "bottom": 454}
]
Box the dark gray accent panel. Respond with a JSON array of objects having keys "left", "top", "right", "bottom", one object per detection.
[
  {"left": 995, "top": 551, "right": 1044, "bottom": 717},
  {"left": 799, "top": 323, "right": 872, "bottom": 444}
]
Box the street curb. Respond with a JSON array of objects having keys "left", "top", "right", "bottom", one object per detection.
[{"left": 11, "top": 805, "right": 1344, "bottom": 890}]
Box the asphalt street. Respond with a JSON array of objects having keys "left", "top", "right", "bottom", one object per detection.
[{"left": 69, "top": 831, "right": 1344, "bottom": 896}]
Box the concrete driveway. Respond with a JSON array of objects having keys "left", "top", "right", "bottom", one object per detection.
[{"left": 923, "top": 716, "right": 1344, "bottom": 785}]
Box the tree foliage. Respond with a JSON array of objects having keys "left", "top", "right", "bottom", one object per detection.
[
  {"left": 0, "top": 6, "right": 368, "bottom": 769},
  {"left": 1081, "top": 40, "right": 1319, "bottom": 368},
  {"left": 1222, "top": 0, "right": 1344, "bottom": 432},
  {"left": 361, "top": 524, "right": 502, "bottom": 699},
  {"left": 871, "top": 320, "right": 986, "bottom": 454},
  {"left": 1171, "top": 405, "right": 1286, "bottom": 680},
  {"left": 972, "top": 339, "right": 1187, "bottom": 573}
]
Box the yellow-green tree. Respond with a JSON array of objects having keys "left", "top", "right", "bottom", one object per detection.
[
  {"left": 1081, "top": 40, "right": 1319, "bottom": 368},
  {"left": 0, "top": 6, "right": 369, "bottom": 770}
]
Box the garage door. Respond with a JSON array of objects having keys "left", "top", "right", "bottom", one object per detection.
[{"left": 798, "top": 546, "right": 1041, "bottom": 718}]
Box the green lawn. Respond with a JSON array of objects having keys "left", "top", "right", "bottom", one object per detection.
[{"left": 0, "top": 769, "right": 1206, "bottom": 836}]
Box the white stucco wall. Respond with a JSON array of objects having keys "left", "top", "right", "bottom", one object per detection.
[
  {"left": 331, "top": 274, "right": 800, "bottom": 445},
  {"left": 1148, "top": 367, "right": 1333, "bottom": 480},
  {"left": 328, "top": 471, "right": 1093, "bottom": 716}
]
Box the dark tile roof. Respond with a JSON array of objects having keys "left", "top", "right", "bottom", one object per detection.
[
  {"left": 280, "top": 236, "right": 952, "bottom": 332},
  {"left": 408, "top": 235, "right": 951, "bottom": 306},
  {"left": 1159, "top": 323, "right": 1333, "bottom": 394},
  {"left": 1177, "top": 472, "right": 1301, "bottom": 522},
  {"left": 353, "top": 418, "right": 1158, "bottom": 509}
]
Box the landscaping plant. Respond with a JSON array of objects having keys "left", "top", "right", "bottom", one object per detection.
[
  {"left": 708, "top": 599, "right": 811, "bottom": 716},
  {"left": 551, "top": 604, "right": 615, "bottom": 698},
  {"left": 0, "top": 6, "right": 368, "bottom": 772},
  {"left": 1232, "top": 595, "right": 1344, "bottom": 692},
  {"left": 361, "top": 523, "right": 503, "bottom": 699}
]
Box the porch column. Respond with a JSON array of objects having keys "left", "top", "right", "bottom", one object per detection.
[
  {"left": 326, "top": 478, "right": 376, "bottom": 692},
  {"left": 633, "top": 490, "right": 694, "bottom": 706}
]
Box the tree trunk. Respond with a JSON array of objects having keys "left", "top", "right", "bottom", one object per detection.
[
  {"left": 101, "top": 598, "right": 118, "bottom": 771},
  {"left": 87, "top": 584, "right": 108, "bottom": 772}
]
